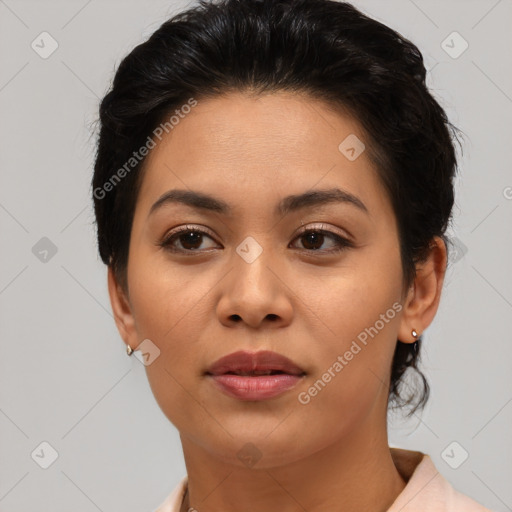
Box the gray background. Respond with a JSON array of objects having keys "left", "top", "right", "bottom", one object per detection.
[{"left": 1, "top": 0, "right": 511, "bottom": 511}]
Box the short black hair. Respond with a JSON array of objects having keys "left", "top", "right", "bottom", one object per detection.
[{"left": 91, "top": 0, "right": 462, "bottom": 416}]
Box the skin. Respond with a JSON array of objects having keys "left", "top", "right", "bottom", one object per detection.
[{"left": 107, "top": 91, "right": 447, "bottom": 512}]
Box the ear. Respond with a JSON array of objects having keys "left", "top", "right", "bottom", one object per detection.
[
  {"left": 398, "top": 236, "right": 447, "bottom": 343},
  {"left": 107, "top": 265, "right": 139, "bottom": 351}
]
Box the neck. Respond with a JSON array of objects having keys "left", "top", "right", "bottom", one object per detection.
[{"left": 179, "top": 414, "right": 406, "bottom": 512}]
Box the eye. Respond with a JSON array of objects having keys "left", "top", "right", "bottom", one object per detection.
[
  {"left": 290, "top": 225, "right": 354, "bottom": 254},
  {"left": 159, "top": 223, "right": 354, "bottom": 255},
  {"left": 159, "top": 225, "right": 219, "bottom": 254}
]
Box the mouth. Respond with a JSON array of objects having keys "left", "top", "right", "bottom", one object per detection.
[
  {"left": 205, "top": 349, "right": 306, "bottom": 377},
  {"left": 206, "top": 372, "right": 305, "bottom": 401},
  {"left": 217, "top": 369, "right": 303, "bottom": 376},
  {"left": 205, "top": 350, "right": 306, "bottom": 401}
]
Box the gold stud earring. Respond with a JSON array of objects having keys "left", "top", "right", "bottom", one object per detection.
[{"left": 126, "top": 344, "right": 134, "bottom": 356}]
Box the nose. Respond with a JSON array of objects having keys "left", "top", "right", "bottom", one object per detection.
[{"left": 216, "top": 245, "right": 294, "bottom": 329}]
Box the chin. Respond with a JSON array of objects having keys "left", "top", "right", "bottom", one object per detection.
[{"left": 189, "top": 424, "right": 319, "bottom": 469}]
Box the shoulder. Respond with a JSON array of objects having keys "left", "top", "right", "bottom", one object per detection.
[
  {"left": 153, "top": 475, "right": 188, "bottom": 512},
  {"left": 388, "top": 447, "right": 494, "bottom": 512}
]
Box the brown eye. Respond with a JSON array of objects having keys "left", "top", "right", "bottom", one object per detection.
[
  {"left": 159, "top": 224, "right": 353, "bottom": 256},
  {"left": 291, "top": 228, "right": 353, "bottom": 254},
  {"left": 160, "top": 226, "right": 218, "bottom": 253}
]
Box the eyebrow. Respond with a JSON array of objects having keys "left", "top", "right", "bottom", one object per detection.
[{"left": 148, "top": 187, "right": 369, "bottom": 218}]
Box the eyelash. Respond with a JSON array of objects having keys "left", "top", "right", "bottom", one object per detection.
[{"left": 158, "top": 224, "right": 354, "bottom": 255}]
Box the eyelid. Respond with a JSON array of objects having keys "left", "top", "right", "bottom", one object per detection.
[
  {"left": 294, "top": 222, "right": 352, "bottom": 241},
  {"left": 164, "top": 223, "right": 217, "bottom": 240},
  {"left": 158, "top": 224, "right": 220, "bottom": 253},
  {"left": 163, "top": 222, "right": 351, "bottom": 242}
]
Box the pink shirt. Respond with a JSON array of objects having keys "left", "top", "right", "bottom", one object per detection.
[{"left": 154, "top": 448, "right": 494, "bottom": 512}]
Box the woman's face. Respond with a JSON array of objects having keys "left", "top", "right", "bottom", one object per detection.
[{"left": 111, "top": 91, "right": 414, "bottom": 467}]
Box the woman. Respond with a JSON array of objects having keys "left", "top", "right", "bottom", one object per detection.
[{"left": 91, "top": 0, "right": 493, "bottom": 510}]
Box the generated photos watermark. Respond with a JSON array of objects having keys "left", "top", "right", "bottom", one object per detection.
[
  {"left": 93, "top": 98, "right": 198, "bottom": 200},
  {"left": 298, "top": 301, "right": 403, "bottom": 405}
]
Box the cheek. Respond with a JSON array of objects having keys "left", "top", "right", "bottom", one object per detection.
[
  {"left": 291, "top": 290, "right": 401, "bottom": 446},
  {"left": 127, "top": 260, "right": 216, "bottom": 407},
  {"left": 128, "top": 252, "right": 205, "bottom": 337},
  {"left": 290, "top": 252, "right": 403, "bottom": 411},
  {"left": 292, "top": 260, "right": 402, "bottom": 352}
]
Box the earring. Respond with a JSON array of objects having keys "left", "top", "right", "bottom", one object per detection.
[
  {"left": 126, "top": 344, "right": 134, "bottom": 356},
  {"left": 411, "top": 329, "right": 418, "bottom": 338}
]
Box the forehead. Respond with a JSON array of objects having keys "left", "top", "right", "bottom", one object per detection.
[
  {"left": 136, "top": 91, "right": 387, "bottom": 218},
  {"left": 148, "top": 91, "right": 365, "bottom": 164}
]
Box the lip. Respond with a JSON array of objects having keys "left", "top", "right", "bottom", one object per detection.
[
  {"left": 205, "top": 350, "right": 306, "bottom": 401},
  {"left": 206, "top": 350, "right": 306, "bottom": 376}
]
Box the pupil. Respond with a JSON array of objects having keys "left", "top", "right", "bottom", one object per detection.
[
  {"left": 303, "top": 232, "right": 323, "bottom": 250},
  {"left": 181, "top": 232, "right": 202, "bottom": 249}
]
